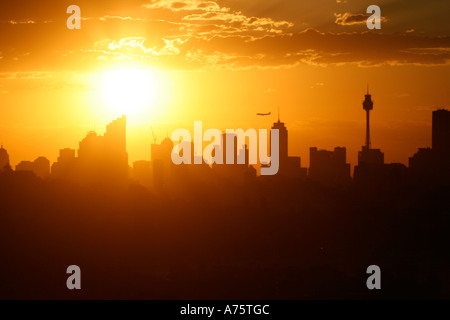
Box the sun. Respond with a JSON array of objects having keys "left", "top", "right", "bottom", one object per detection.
[{"left": 100, "top": 67, "right": 158, "bottom": 116}]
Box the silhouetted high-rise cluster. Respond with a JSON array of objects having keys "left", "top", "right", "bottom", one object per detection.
[
  {"left": 51, "top": 115, "right": 128, "bottom": 188},
  {"left": 0, "top": 93, "right": 448, "bottom": 191}
]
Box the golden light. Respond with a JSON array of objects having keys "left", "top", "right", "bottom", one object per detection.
[{"left": 100, "top": 68, "right": 157, "bottom": 116}]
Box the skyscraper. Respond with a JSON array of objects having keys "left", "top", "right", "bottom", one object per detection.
[
  {"left": 432, "top": 109, "right": 450, "bottom": 157},
  {"left": 266, "top": 112, "right": 307, "bottom": 179},
  {"left": 309, "top": 147, "right": 351, "bottom": 186},
  {"left": 51, "top": 148, "right": 77, "bottom": 180},
  {"left": 409, "top": 109, "right": 450, "bottom": 181},
  {"left": 271, "top": 113, "right": 288, "bottom": 162},
  {"left": 0, "top": 145, "right": 10, "bottom": 172}
]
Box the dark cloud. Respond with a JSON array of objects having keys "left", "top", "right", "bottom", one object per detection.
[
  {"left": 334, "top": 13, "right": 368, "bottom": 26},
  {"left": 142, "top": 0, "right": 223, "bottom": 12},
  {"left": 334, "top": 12, "right": 388, "bottom": 26},
  {"left": 171, "top": 2, "right": 188, "bottom": 9},
  {"left": 172, "top": 29, "right": 450, "bottom": 69}
]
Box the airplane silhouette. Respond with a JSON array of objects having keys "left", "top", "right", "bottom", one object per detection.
[{"left": 256, "top": 112, "right": 271, "bottom": 116}]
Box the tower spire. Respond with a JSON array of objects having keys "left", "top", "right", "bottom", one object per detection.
[{"left": 363, "top": 86, "right": 374, "bottom": 148}]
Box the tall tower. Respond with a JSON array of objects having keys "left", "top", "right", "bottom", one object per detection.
[
  {"left": 356, "top": 86, "right": 384, "bottom": 175},
  {"left": 363, "top": 85, "right": 373, "bottom": 148}
]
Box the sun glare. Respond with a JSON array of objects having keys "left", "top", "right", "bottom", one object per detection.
[{"left": 100, "top": 68, "right": 159, "bottom": 116}]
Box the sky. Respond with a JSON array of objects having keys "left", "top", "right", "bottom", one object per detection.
[{"left": 0, "top": 0, "right": 449, "bottom": 169}]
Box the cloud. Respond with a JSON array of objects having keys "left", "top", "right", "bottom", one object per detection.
[
  {"left": 179, "top": 12, "right": 293, "bottom": 39},
  {"left": 143, "top": 0, "right": 293, "bottom": 38},
  {"left": 0, "top": 72, "right": 54, "bottom": 80},
  {"left": 334, "top": 12, "right": 388, "bottom": 26},
  {"left": 1, "top": 1, "right": 448, "bottom": 72},
  {"left": 99, "top": 15, "right": 147, "bottom": 21},
  {"left": 143, "top": 0, "right": 226, "bottom": 12},
  {"left": 76, "top": 29, "right": 450, "bottom": 70},
  {"left": 7, "top": 19, "right": 36, "bottom": 25},
  {"left": 177, "top": 29, "right": 450, "bottom": 69},
  {"left": 84, "top": 37, "right": 187, "bottom": 62}
]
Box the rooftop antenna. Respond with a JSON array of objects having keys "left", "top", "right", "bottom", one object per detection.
[
  {"left": 278, "top": 106, "right": 280, "bottom": 122},
  {"left": 367, "top": 83, "right": 369, "bottom": 95}
]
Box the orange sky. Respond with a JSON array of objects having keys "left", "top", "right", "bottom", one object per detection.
[{"left": 0, "top": 0, "right": 449, "bottom": 168}]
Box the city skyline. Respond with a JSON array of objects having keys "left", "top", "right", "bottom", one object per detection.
[
  {"left": 0, "top": 87, "right": 446, "bottom": 170},
  {"left": 1, "top": 90, "right": 448, "bottom": 187}
]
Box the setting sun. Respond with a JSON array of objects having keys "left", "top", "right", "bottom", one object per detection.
[{"left": 100, "top": 68, "right": 158, "bottom": 116}]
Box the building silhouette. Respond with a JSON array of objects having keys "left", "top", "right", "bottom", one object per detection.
[
  {"left": 0, "top": 145, "right": 10, "bottom": 172},
  {"left": 51, "top": 148, "right": 77, "bottom": 180},
  {"left": 33, "top": 157, "right": 50, "bottom": 179},
  {"left": 432, "top": 109, "right": 450, "bottom": 158},
  {"left": 211, "top": 132, "right": 256, "bottom": 180},
  {"left": 132, "top": 160, "right": 152, "bottom": 189},
  {"left": 151, "top": 137, "right": 174, "bottom": 191},
  {"left": 309, "top": 147, "right": 351, "bottom": 186},
  {"left": 15, "top": 161, "right": 34, "bottom": 172},
  {"left": 139, "top": 137, "right": 214, "bottom": 194},
  {"left": 267, "top": 115, "right": 307, "bottom": 179},
  {"left": 50, "top": 116, "right": 129, "bottom": 188},
  {"left": 77, "top": 115, "right": 128, "bottom": 188},
  {"left": 409, "top": 147, "right": 433, "bottom": 174},
  {"left": 16, "top": 156, "right": 50, "bottom": 179},
  {"left": 409, "top": 109, "right": 450, "bottom": 182},
  {"left": 272, "top": 114, "right": 288, "bottom": 161}
]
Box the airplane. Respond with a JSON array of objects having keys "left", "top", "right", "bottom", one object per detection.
[{"left": 256, "top": 112, "right": 271, "bottom": 116}]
